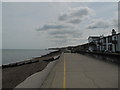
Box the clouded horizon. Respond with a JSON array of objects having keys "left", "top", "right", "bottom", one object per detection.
[{"left": 2, "top": 2, "right": 118, "bottom": 49}]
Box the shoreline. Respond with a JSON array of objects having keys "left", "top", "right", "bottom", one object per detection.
[
  {"left": 2, "top": 50, "right": 60, "bottom": 68},
  {"left": 2, "top": 50, "right": 62, "bottom": 88}
]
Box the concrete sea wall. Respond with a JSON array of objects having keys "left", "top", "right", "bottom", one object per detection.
[{"left": 77, "top": 51, "right": 120, "bottom": 64}]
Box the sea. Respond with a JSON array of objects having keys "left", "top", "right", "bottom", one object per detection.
[{"left": 1, "top": 49, "right": 56, "bottom": 65}]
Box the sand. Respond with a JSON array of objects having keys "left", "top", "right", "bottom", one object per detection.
[{"left": 2, "top": 51, "right": 61, "bottom": 88}]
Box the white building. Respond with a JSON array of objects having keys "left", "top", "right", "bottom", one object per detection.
[
  {"left": 88, "top": 29, "right": 120, "bottom": 53},
  {"left": 88, "top": 36, "right": 100, "bottom": 52}
]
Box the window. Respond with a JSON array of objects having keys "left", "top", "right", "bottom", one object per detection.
[
  {"left": 114, "top": 36, "right": 116, "bottom": 40},
  {"left": 108, "top": 36, "right": 112, "bottom": 43},
  {"left": 103, "top": 37, "right": 106, "bottom": 43},
  {"left": 108, "top": 45, "right": 112, "bottom": 51}
]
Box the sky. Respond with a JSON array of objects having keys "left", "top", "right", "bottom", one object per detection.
[
  {"left": 0, "top": 2, "right": 2, "bottom": 49},
  {"left": 1, "top": 1, "right": 119, "bottom": 49},
  {"left": 0, "top": 0, "right": 120, "bottom": 2}
]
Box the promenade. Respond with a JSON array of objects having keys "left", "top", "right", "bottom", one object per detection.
[{"left": 41, "top": 53, "right": 118, "bottom": 88}]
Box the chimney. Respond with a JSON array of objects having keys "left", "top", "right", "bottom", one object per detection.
[{"left": 112, "top": 29, "right": 116, "bottom": 35}]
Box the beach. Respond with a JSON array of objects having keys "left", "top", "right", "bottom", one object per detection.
[{"left": 2, "top": 50, "right": 61, "bottom": 88}]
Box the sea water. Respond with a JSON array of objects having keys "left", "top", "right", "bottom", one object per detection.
[{"left": 2, "top": 49, "right": 56, "bottom": 65}]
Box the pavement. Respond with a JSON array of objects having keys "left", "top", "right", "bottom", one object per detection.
[
  {"left": 15, "top": 59, "right": 59, "bottom": 88},
  {"left": 41, "top": 53, "right": 118, "bottom": 88}
]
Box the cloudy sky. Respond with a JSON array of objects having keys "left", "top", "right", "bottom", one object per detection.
[
  {"left": 0, "top": 2, "right": 1, "bottom": 49},
  {"left": 2, "top": 2, "right": 119, "bottom": 49}
]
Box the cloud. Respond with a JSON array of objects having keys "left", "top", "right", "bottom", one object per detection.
[
  {"left": 112, "top": 19, "right": 118, "bottom": 27},
  {"left": 36, "top": 22, "right": 83, "bottom": 43},
  {"left": 36, "top": 7, "right": 93, "bottom": 45},
  {"left": 58, "top": 7, "right": 95, "bottom": 24},
  {"left": 54, "top": 35, "right": 67, "bottom": 39},
  {"left": 48, "top": 29, "right": 82, "bottom": 46},
  {"left": 36, "top": 7, "right": 92, "bottom": 45},
  {"left": 50, "top": 38, "right": 68, "bottom": 46},
  {"left": 36, "top": 23, "right": 70, "bottom": 31},
  {"left": 58, "top": 14, "right": 68, "bottom": 21},
  {"left": 49, "top": 29, "right": 82, "bottom": 38},
  {"left": 70, "top": 7, "right": 94, "bottom": 17},
  {"left": 87, "top": 19, "right": 111, "bottom": 29},
  {"left": 68, "top": 18, "right": 82, "bottom": 24},
  {"left": 87, "top": 18, "right": 118, "bottom": 29}
]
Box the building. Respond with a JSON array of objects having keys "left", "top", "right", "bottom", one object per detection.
[
  {"left": 88, "top": 36, "right": 100, "bottom": 52},
  {"left": 88, "top": 29, "right": 120, "bottom": 53}
]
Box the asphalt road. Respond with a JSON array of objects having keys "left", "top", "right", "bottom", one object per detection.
[{"left": 41, "top": 53, "right": 118, "bottom": 88}]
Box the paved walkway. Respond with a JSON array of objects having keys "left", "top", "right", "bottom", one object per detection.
[{"left": 41, "top": 53, "right": 118, "bottom": 88}]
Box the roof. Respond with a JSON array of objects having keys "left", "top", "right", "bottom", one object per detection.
[
  {"left": 88, "top": 36, "right": 100, "bottom": 39},
  {"left": 88, "top": 31, "right": 120, "bottom": 40}
]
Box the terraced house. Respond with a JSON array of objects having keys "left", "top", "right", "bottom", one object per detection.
[{"left": 88, "top": 29, "right": 120, "bottom": 53}]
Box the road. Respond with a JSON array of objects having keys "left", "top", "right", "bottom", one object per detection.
[{"left": 41, "top": 53, "right": 118, "bottom": 88}]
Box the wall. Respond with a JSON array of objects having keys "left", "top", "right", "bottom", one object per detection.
[{"left": 77, "top": 51, "right": 120, "bottom": 64}]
